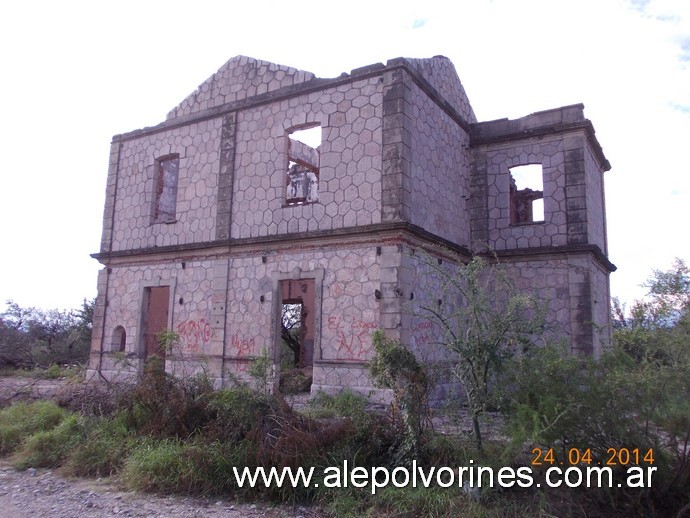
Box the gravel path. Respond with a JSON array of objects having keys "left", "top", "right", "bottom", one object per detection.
[{"left": 0, "top": 461, "right": 317, "bottom": 518}]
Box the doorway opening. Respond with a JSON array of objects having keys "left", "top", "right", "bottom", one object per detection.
[
  {"left": 279, "top": 279, "right": 315, "bottom": 393},
  {"left": 142, "top": 285, "right": 170, "bottom": 369}
]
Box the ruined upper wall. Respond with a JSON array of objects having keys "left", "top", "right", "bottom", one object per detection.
[
  {"left": 166, "top": 56, "right": 316, "bottom": 120},
  {"left": 101, "top": 55, "right": 483, "bottom": 257},
  {"left": 469, "top": 105, "right": 612, "bottom": 260}
]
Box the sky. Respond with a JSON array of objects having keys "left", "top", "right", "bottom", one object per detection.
[{"left": 0, "top": 0, "right": 688, "bottom": 312}]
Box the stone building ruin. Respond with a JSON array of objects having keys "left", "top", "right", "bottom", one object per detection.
[{"left": 88, "top": 55, "right": 615, "bottom": 396}]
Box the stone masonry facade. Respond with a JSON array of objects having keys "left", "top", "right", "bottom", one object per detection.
[{"left": 88, "top": 55, "right": 615, "bottom": 397}]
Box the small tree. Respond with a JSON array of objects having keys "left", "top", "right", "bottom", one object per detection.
[{"left": 413, "top": 252, "right": 545, "bottom": 451}]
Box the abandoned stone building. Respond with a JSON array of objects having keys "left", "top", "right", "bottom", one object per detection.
[{"left": 87, "top": 55, "right": 615, "bottom": 396}]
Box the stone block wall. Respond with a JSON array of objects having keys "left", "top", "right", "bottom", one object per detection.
[
  {"left": 167, "top": 56, "right": 316, "bottom": 120},
  {"left": 584, "top": 144, "right": 608, "bottom": 253},
  {"left": 503, "top": 255, "right": 610, "bottom": 356},
  {"left": 408, "top": 80, "right": 471, "bottom": 246},
  {"left": 108, "top": 120, "right": 222, "bottom": 252},
  {"left": 231, "top": 77, "right": 383, "bottom": 238},
  {"left": 472, "top": 136, "right": 568, "bottom": 251}
]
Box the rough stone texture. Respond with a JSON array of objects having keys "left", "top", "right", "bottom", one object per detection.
[
  {"left": 408, "top": 80, "right": 470, "bottom": 245},
  {"left": 89, "top": 56, "right": 615, "bottom": 396},
  {"left": 167, "top": 56, "right": 316, "bottom": 120},
  {"left": 476, "top": 137, "right": 568, "bottom": 251},
  {"left": 109, "top": 120, "right": 222, "bottom": 251},
  {"left": 230, "top": 77, "right": 383, "bottom": 238},
  {"left": 403, "top": 56, "right": 477, "bottom": 124}
]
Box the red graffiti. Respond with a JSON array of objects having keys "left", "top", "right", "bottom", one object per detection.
[
  {"left": 176, "top": 318, "right": 213, "bottom": 352},
  {"left": 231, "top": 334, "right": 255, "bottom": 356},
  {"left": 412, "top": 320, "right": 433, "bottom": 331},
  {"left": 328, "top": 316, "right": 376, "bottom": 361},
  {"left": 411, "top": 319, "right": 434, "bottom": 346}
]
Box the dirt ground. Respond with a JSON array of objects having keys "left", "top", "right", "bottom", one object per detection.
[
  {"left": 0, "top": 376, "right": 321, "bottom": 517},
  {"left": 0, "top": 460, "right": 314, "bottom": 517}
]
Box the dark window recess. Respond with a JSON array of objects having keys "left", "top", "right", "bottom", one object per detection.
[
  {"left": 112, "top": 326, "right": 126, "bottom": 352},
  {"left": 154, "top": 155, "right": 179, "bottom": 223},
  {"left": 286, "top": 126, "right": 320, "bottom": 205},
  {"left": 509, "top": 164, "right": 544, "bottom": 224}
]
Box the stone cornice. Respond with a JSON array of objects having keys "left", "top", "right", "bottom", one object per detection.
[
  {"left": 91, "top": 222, "right": 614, "bottom": 272},
  {"left": 91, "top": 222, "right": 473, "bottom": 266},
  {"left": 481, "top": 243, "right": 617, "bottom": 272},
  {"left": 469, "top": 105, "right": 611, "bottom": 172}
]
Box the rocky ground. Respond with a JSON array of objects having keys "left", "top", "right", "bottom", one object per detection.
[{"left": 0, "top": 461, "right": 316, "bottom": 517}]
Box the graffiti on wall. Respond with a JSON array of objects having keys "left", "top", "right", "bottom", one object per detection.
[
  {"left": 328, "top": 315, "right": 376, "bottom": 361},
  {"left": 176, "top": 318, "right": 214, "bottom": 353},
  {"left": 230, "top": 334, "right": 256, "bottom": 357},
  {"left": 410, "top": 319, "right": 434, "bottom": 346}
]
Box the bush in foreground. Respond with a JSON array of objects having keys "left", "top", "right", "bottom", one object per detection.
[
  {"left": 12, "top": 413, "right": 85, "bottom": 470},
  {"left": 0, "top": 401, "right": 68, "bottom": 454}
]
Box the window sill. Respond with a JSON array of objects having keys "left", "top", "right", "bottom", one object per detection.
[
  {"left": 510, "top": 220, "right": 546, "bottom": 227},
  {"left": 282, "top": 201, "right": 320, "bottom": 208}
]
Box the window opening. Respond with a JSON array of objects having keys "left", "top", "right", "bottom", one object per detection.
[
  {"left": 153, "top": 155, "right": 179, "bottom": 223},
  {"left": 286, "top": 126, "right": 321, "bottom": 205},
  {"left": 112, "top": 326, "right": 126, "bottom": 352},
  {"left": 509, "top": 164, "right": 544, "bottom": 224}
]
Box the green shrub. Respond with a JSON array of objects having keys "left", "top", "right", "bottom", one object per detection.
[
  {"left": 13, "top": 413, "right": 85, "bottom": 469},
  {"left": 503, "top": 342, "right": 690, "bottom": 516},
  {"left": 64, "top": 417, "right": 135, "bottom": 477},
  {"left": 122, "top": 439, "right": 245, "bottom": 496},
  {"left": 0, "top": 401, "right": 68, "bottom": 454},
  {"left": 369, "top": 485, "right": 469, "bottom": 517},
  {"left": 279, "top": 367, "right": 312, "bottom": 394},
  {"left": 42, "top": 364, "right": 63, "bottom": 379},
  {"left": 369, "top": 330, "right": 429, "bottom": 466},
  {"left": 248, "top": 347, "right": 274, "bottom": 395},
  {"left": 204, "top": 386, "right": 272, "bottom": 442}
]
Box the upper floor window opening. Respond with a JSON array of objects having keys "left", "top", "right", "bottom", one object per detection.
[
  {"left": 153, "top": 154, "right": 179, "bottom": 224},
  {"left": 285, "top": 125, "right": 321, "bottom": 206},
  {"left": 509, "top": 164, "right": 544, "bottom": 225}
]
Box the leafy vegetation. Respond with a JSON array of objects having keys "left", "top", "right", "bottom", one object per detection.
[
  {"left": 0, "top": 400, "right": 68, "bottom": 454},
  {"left": 503, "top": 258, "right": 690, "bottom": 515},
  {"left": 0, "top": 299, "right": 93, "bottom": 369},
  {"left": 369, "top": 329, "right": 429, "bottom": 465}
]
